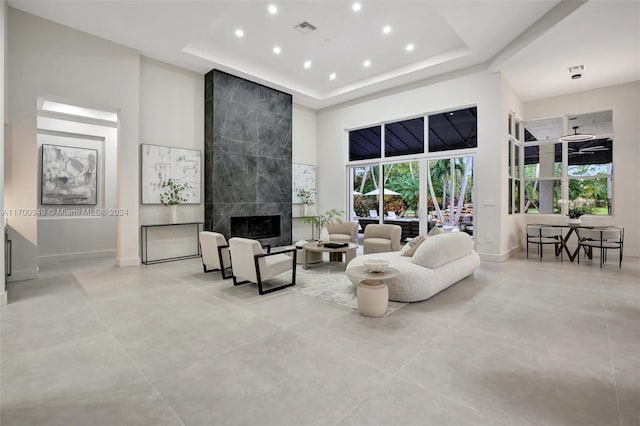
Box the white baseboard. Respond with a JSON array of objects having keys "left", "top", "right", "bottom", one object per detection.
[
  {"left": 38, "top": 249, "right": 116, "bottom": 265},
  {"left": 7, "top": 269, "right": 39, "bottom": 282},
  {"left": 116, "top": 256, "right": 141, "bottom": 267},
  {"left": 478, "top": 245, "right": 521, "bottom": 262},
  {"left": 0, "top": 291, "right": 7, "bottom": 305}
]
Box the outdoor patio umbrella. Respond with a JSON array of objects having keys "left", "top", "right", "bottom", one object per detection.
[{"left": 364, "top": 188, "right": 400, "bottom": 196}]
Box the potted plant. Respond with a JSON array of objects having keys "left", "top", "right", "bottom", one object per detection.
[
  {"left": 567, "top": 207, "right": 584, "bottom": 226},
  {"left": 160, "top": 178, "right": 190, "bottom": 223},
  {"left": 300, "top": 208, "right": 344, "bottom": 240},
  {"left": 296, "top": 187, "right": 315, "bottom": 216}
]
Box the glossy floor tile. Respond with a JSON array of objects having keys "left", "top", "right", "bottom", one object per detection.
[{"left": 1, "top": 252, "right": 638, "bottom": 426}]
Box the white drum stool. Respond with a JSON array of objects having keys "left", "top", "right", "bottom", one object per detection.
[{"left": 346, "top": 267, "right": 399, "bottom": 318}]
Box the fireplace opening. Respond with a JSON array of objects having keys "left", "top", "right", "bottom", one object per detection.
[{"left": 230, "top": 215, "right": 281, "bottom": 239}]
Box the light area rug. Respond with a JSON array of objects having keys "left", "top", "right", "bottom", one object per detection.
[{"left": 293, "top": 262, "right": 406, "bottom": 316}]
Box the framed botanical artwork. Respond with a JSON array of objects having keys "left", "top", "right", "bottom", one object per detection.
[
  {"left": 141, "top": 144, "right": 201, "bottom": 204},
  {"left": 41, "top": 144, "right": 98, "bottom": 205}
]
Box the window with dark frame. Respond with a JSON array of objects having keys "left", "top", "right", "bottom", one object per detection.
[
  {"left": 349, "top": 125, "right": 382, "bottom": 161},
  {"left": 428, "top": 107, "right": 477, "bottom": 153},
  {"left": 384, "top": 117, "right": 424, "bottom": 157}
]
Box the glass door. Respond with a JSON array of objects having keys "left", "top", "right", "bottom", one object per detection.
[
  {"left": 425, "top": 156, "right": 474, "bottom": 236},
  {"left": 349, "top": 156, "right": 474, "bottom": 241},
  {"left": 382, "top": 161, "right": 420, "bottom": 240}
]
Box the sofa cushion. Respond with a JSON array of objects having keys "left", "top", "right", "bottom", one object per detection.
[
  {"left": 412, "top": 232, "right": 473, "bottom": 269},
  {"left": 400, "top": 235, "right": 425, "bottom": 257}
]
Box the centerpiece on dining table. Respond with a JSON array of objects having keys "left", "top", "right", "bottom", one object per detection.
[{"left": 566, "top": 207, "right": 584, "bottom": 226}]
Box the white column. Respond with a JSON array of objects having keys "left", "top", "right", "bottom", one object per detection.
[{"left": 538, "top": 144, "right": 556, "bottom": 214}]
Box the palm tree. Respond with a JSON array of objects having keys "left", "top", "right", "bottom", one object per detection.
[
  {"left": 452, "top": 157, "right": 472, "bottom": 224},
  {"left": 428, "top": 159, "right": 466, "bottom": 225}
]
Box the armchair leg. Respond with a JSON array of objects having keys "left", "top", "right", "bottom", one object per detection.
[
  {"left": 232, "top": 276, "right": 251, "bottom": 286},
  {"left": 254, "top": 252, "right": 297, "bottom": 295},
  {"left": 221, "top": 266, "right": 233, "bottom": 280}
]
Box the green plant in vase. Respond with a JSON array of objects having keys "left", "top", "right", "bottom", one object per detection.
[
  {"left": 566, "top": 207, "right": 584, "bottom": 225},
  {"left": 296, "top": 187, "right": 315, "bottom": 216},
  {"left": 567, "top": 207, "right": 584, "bottom": 219},
  {"left": 300, "top": 208, "right": 344, "bottom": 240},
  {"left": 160, "top": 178, "right": 190, "bottom": 223}
]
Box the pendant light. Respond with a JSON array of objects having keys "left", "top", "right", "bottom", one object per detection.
[{"left": 559, "top": 65, "right": 596, "bottom": 143}]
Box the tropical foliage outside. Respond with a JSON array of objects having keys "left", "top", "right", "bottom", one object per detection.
[
  {"left": 351, "top": 157, "right": 474, "bottom": 227},
  {"left": 523, "top": 163, "right": 611, "bottom": 215}
]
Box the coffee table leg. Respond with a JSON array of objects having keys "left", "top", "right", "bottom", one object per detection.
[
  {"left": 345, "top": 248, "right": 356, "bottom": 265},
  {"left": 303, "top": 248, "right": 308, "bottom": 270}
]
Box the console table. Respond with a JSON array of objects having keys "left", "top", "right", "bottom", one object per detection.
[{"left": 140, "top": 222, "right": 204, "bottom": 265}]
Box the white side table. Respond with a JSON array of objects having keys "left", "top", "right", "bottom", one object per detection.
[{"left": 346, "top": 266, "right": 399, "bottom": 318}]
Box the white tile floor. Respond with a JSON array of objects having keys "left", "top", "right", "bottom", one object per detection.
[{"left": 1, "top": 252, "right": 639, "bottom": 426}]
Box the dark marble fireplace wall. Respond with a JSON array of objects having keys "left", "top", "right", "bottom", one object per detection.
[{"left": 204, "top": 70, "right": 292, "bottom": 247}]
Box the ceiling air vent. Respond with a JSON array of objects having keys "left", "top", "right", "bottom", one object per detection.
[{"left": 294, "top": 21, "right": 317, "bottom": 35}]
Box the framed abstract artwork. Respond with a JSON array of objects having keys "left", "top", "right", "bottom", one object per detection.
[
  {"left": 292, "top": 163, "right": 316, "bottom": 203},
  {"left": 141, "top": 144, "right": 201, "bottom": 204},
  {"left": 41, "top": 144, "right": 98, "bottom": 205}
]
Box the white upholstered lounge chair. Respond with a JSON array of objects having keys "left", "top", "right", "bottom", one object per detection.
[
  {"left": 363, "top": 224, "right": 402, "bottom": 254},
  {"left": 326, "top": 222, "right": 358, "bottom": 244},
  {"left": 228, "top": 237, "right": 297, "bottom": 295},
  {"left": 200, "top": 231, "right": 232, "bottom": 278}
]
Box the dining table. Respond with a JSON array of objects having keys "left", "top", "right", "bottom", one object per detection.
[{"left": 532, "top": 223, "right": 614, "bottom": 262}]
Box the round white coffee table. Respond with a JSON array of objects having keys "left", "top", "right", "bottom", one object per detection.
[
  {"left": 302, "top": 242, "right": 358, "bottom": 270},
  {"left": 346, "top": 266, "right": 399, "bottom": 318}
]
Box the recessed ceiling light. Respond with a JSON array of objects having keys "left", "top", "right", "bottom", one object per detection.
[
  {"left": 304, "top": 60, "right": 312, "bottom": 69},
  {"left": 273, "top": 45, "right": 281, "bottom": 54},
  {"left": 268, "top": 4, "right": 278, "bottom": 14},
  {"left": 449, "top": 112, "right": 454, "bottom": 116},
  {"left": 406, "top": 43, "right": 415, "bottom": 52},
  {"left": 329, "top": 72, "right": 337, "bottom": 80},
  {"left": 363, "top": 60, "right": 371, "bottom": 67},
  {"left": 235, "top": 29, "right": 244, "bottom": 38},
  {"left": 382, "top": 25, "right": 391, "bottom": 34},
  {"left": 352, "top": 2, "right": 361, "bottom": 12}
]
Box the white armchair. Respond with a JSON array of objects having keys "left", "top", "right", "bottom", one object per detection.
[
  {"left": 363, "top": 224, "right": 402, "bottom": 254},
  {"left": 326, "top": 222, "right": 358, "bottom": 244},
  {"left": 200, "top": 231, "right": 232, "bottom": 279},
  {"left": 228, "top": 237, "right": 297, "bottom": 295}
]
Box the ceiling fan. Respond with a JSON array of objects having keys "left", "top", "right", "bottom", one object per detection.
[
  {"left": 559, "top": 125, "right": 596, "bottom": 143},
  {"left": 568, "top": 145, "right": 609, "bottom": 156}
]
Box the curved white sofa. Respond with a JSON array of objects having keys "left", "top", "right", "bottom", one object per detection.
[{"left": 346, "top": 232, "right": 480, "bottom": 302}]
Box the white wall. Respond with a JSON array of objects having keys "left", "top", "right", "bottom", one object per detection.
[
  {"left": 524, "top": 81, "right": 640, "bottom": 257},
  {"left": 1, "top": 0, "right": 7, "bottom": 303},
  {"left": 292, "top": 103, "right": 317, "bottom": 241},
  {"left": 138, "top": 57, "right": 205, "bottom": 261},
  {"left": 139, "top": 57, "right": 204, "bottom": 225},
  {"left": 316, "top": 71, "right": 507, "bottom": 259},
  {"left": 6, "top": 7, "right": 140, "bottom": 278},
  {"left": 36, "top": 116, "right": 118, "bottom": 263},
  {"left": 501, "top": 75, "right": 525, "bottom": 257}
]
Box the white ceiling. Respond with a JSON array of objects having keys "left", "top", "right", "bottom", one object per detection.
[{"left": 8, "top": 1, "right": 640, "bottom": 110}]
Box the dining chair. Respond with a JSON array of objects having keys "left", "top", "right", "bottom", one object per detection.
[
  {"left": 526, "top": 225, "right": 563, "bottom": 262},
  {"left": 576, "top": 227, "right": 624, "bottom": 268}
]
